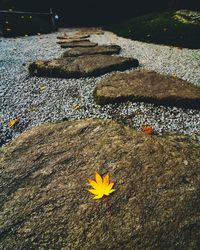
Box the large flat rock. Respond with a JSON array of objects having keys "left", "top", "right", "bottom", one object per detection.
[
  {"left": 94, "top": 70, "right": 200, "bottom": 109},
  {"left": 29, "top": 55, "right": 139, "bottom": 78},
  {"left": 0, "top": 119, "right": 200, "bottom": 249},
  {"left": 62, "top": 45, "right": 121, "bottom": 57},
  {"left": 60, "top": 40, "right": 98, "bottom": 48}
]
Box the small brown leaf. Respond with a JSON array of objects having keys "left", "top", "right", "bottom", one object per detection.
[
  {"left": 142, "top": 125, "right": 154, "bottom": 135},
  {"left": 72, "top": 103, "right": 81, "bottom": 110}
]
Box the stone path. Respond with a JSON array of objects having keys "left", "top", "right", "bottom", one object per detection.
[
  {"left": 28, "top": 28, "right": 200, "bottom": 109},
  {"left": 1, "top": 28, "right": 200, "bottom": 249},
  {"left": 29, "top": 30, "right": 139, "bottom": 78}
]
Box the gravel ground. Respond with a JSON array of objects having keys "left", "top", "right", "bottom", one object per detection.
[{"left": 0, "top": 28, "right": 200, "bottom": 147}]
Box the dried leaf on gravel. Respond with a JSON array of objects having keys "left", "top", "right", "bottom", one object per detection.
[
  {"left": 39, "top": 85, "right": 46, "bottom": 91},
  {"left": 142, "top": 125, "right": 154, "bottom": 135},
  {"left": 192, "top": 133, "right": 198, "bottom": 140},
  {"left": 72, "top": 103, "right": 81, "bottom": 110},
  {"left": 8, "top": 118, "right": 20, "bottom": 128}
]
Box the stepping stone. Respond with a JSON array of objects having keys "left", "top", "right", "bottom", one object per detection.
[
  {"left": 76, "top": 29, "right": 104, "bottom": 36},
  {"left": 29, "top": 55, "right": 139, "bottom": 78},
  {"left": 57, "top": 34, "right": 90, "bottom": 40},
  {"left": 1, "top": 119, "right": 200, "bottom": 249},
  {"left": 60, "top": 40, "right": 98, "bottom": 48},
  {"left": 94, "top": 69, "right": 200, "bottom": 109},
  {"left": 57, "top": 39, "right": 90, "bottom": 45},
  {"left": 62, "top": 45, "right": 121, "bottom": 57}
]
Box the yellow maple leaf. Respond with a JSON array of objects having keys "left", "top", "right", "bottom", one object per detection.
[
  {"left": 8, "top": 118, "right": 20, "bottom": 128},
  {"left": 87, "top": 172, "right": 115, "bottom": 199}
]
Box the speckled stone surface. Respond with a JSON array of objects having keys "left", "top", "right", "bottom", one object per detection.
[
  {"left": 29, "top": 55, "right": 139, "bottom": 78},
  {"left": 0, "top": 119, "right": 200, "bottom": 249},
  {"left": 94, "top": 69, "right": 200, "bottom": 109}
]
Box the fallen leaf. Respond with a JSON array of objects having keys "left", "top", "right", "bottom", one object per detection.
[
  {"left": 72, "top": 103, "right": 81, "bottom": 110},
  {"left": 8, "top": 118, "right": 20, "bottom": 128},
  {"left": 30, "top": 105, "right": 39, "bottom": 112},
  {"left": 142, "top": 125, "right": 154, "bottom": 135},
  {"left": 87, "top": 172, "right": 115, "bottom": 199},
  {"left": 39, "top": 85, "right": 46, "bottom": 91},
  {"left": 192, "top": 133, "right": 198, "bottom": 140}
]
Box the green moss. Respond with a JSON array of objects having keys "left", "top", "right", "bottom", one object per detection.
[{"left": 107, "top": 10, "right": 200, "bottom": 49}]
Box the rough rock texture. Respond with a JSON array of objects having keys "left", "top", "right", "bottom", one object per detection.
[
  {"left": 29, "top": 55, "right": 139, "bottom": 78},
  {"left": 0, "top": 119, "right": 200, "bottom": 249},
  {"left": 62, "top": 45, "right": 121, "bottom": 57},
  {"left": 94, "top": 70, "right": 200, "bottom": 109},
  {"left": 57, "top": 39, "right": 90, "bottom": 44},
  {"left": 60, "top": 40, "right": 98, "bottom": 48}
]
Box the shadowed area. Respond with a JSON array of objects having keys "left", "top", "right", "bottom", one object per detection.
[{"left": 1, "top": 0, "right": 200, "bottom": 26}]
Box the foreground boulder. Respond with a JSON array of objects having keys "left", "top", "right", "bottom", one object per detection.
[
  {"left": 60, "top": 40, "right": 98, "bottom": 48},
  {"left": 29, "top": 55, "right": 139, "bottom": 78},
  {"left": 62, "top": 45, "right": 121, "bottom": 57},
  {"left": 94, "top": 69, "right": 200, "bottom": 109},
  {"left": 0, "top": 119, "right": 200, "bottom": 249}
]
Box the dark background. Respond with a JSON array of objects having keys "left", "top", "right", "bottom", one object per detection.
[{"left": 0, "top": 0, "right": 200, "bottom": 26}]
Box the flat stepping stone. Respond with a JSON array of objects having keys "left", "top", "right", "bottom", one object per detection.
[
  {"left": 29, "top": 55, "right": 139, "bottom": 78},
  {"left": 57, "top": 34, "right": 90, "bottom": 40},
  {"left": 76, "top": 29, "right": 104, "bottom": 36},
  {"left": 57, "top": 39, "right": 90, "bottom": 45},
  {"left": 94, "top": 69, "right": 200, "bottom": 109},
  {"left": 62, "top": 45, "right": 121, "bottom": 57},
  {"left": 60, "top": 40, "right": 97, "bottom": 48},
  {"left": 1, "top": 119, "right": 200, "bottom": 249}
]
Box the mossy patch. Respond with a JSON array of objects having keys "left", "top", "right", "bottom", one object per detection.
[{"left": 107, "top": 10, "right": 200, "bottom": 49}]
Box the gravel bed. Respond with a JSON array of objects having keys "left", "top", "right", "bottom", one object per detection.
[{"left": 0, "top": 28, "right": 200, "bottom": 146}]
